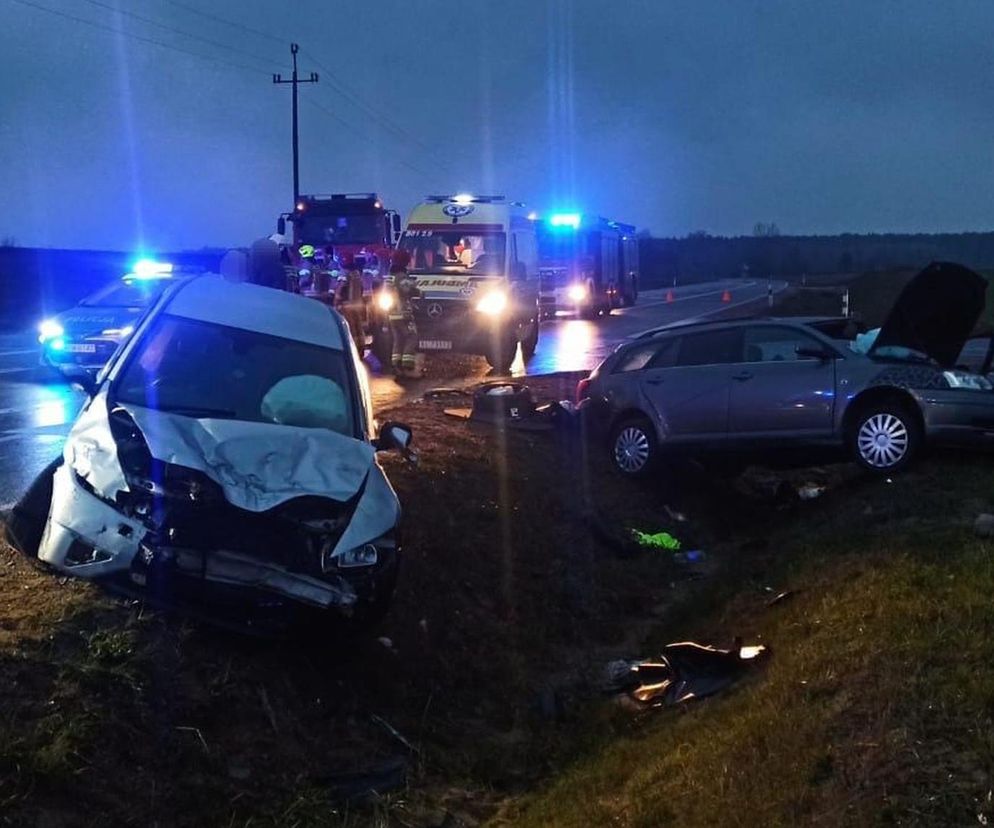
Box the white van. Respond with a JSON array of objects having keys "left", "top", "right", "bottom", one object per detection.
[{"left": 395, "top": 195, "right": 540, "bottom": 371}]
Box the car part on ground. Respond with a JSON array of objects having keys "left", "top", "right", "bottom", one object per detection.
[
  {"left": 603, "top": 641, "right": 770, "bottom": 708},
  {"left": 579, "top": 262, "right": 994, "bottom": 476}
]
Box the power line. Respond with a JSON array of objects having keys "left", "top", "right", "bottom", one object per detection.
[
  {"left": 301, "top": 49, "right": 444, "bottom": 161},
  {"left": 305, "top": 98, "right": 436, "bottom": 182},
  {"left": 163, "top": 0, "right": 288, "bottom": 47},
  {"left": 7, "top": 0, "right": 269, "bottom": 76},
  {"left": 146, "top": 0, "right": 461, "bottom": 177},
  {"left": 77, "top": 0, "right": 276, "bottom": 72}
]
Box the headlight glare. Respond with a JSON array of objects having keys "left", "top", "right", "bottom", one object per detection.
[
  {"left": 476, "top": 289, "right": 508, "bottom": 315},
  {"left": 568, "top": 283, "right": 589, "bottom": 303},
  {"left": 38, "top": 318, "right": 64, "bottom": 342},
  {"left": 377, "top": 291, "right": 395, "bottom": 312}
]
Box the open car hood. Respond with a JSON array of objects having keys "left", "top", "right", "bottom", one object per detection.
[{"left": 870, "top": 262, "right": 987, "bottom": 368}]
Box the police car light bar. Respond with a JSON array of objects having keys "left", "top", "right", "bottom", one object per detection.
[{"left": 130, "top": 259, "right": 174, "bottom": 278}]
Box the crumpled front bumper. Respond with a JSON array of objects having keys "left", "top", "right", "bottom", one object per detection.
[{"left": 39, "top": 465, "right": 360, "bottom": 613}]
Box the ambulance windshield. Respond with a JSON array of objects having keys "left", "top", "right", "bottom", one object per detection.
[{"left": 399, "top": 231, "right": 506, "bottom": 275}]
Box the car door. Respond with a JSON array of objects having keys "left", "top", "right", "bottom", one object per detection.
[
  {"left": 727, "top": 324, "right": 837, "bottom": 441},
  {"left": 638, "top": 328, "right": 741, "bottom": 444}
]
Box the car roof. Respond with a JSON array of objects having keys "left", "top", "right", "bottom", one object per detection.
[
  {"left": 163, "top": 274, "right": 345, "bottom": 350},
  {"left": 632, "top": 315, "right": 830, "bottom": 342}
]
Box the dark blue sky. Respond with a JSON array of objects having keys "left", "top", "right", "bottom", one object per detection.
[{"left": 2, "top": 0, "right": 994, "bottom": 250}]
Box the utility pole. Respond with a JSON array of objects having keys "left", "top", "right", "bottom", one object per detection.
[{"left": 273, "top": 43, "right": 318, "bottom": 205}]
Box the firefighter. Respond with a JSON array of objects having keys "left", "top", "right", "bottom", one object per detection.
[
  {"left": 296, "top": 244, "right": 316, "bottom": 292},
  {"left": 387, "top": 249, "right": 421, "bottom": 377},
  {"left": 337, "top": 254, "right": 367, "bottom": 355}
]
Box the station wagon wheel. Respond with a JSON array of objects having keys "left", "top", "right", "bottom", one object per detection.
[
  {"left": 849, "top": 403, "right": 920, "bottom": 473},
  {"left": 611, "top": 416, "right": 658, "bottom": 477}
]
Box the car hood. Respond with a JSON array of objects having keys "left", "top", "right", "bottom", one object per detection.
[
  {"left": 58, "top": 307, "right": 141, "bottom": 336},
  {"left": 870, "top": 262, "right": 987, "bottom": 368},
  {"left": 66, "top": 393, "right": 399, "bottom": 558}
]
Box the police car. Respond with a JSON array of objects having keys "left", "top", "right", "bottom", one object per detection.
[{"left": 38, "top": 261, "right": 186, "bottom": 378}]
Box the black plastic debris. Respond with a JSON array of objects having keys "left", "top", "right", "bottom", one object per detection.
[
  {"left": 319, "top": 756, "right": 408, "bottom": 804},
  {"left": 604, "top": 641, "right": 770, "bottom": 707}
]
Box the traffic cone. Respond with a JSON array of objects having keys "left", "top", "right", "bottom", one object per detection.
[
  {"left": 666, "top": 289, "right": 675, "bottom": 303},
  {"left": 721, "top": 289, "right": 732, "bottom": 303}
]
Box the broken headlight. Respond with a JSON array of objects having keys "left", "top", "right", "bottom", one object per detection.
[
  {"left": 322, "top": 535, "right": 395, "bottom": 572},
  {"left": 942, "top": 371, "right": 993, "bottom": 391}
]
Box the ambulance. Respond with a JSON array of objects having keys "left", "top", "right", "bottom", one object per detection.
[{"left": 395, "top": 195, "right": 540, "bottom": 372}]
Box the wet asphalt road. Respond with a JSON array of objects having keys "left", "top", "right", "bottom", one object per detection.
[{"left": 0, "top": 279, "right": 777, "bottom": 507}]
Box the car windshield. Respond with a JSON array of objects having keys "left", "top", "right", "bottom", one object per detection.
[
  {"left": 399, "top": 230, "right": 505, "bottom": 274},
  {"left": 80, "top": 278, "right": 172, "bottom": 308},
  {"left": 295, "top": 214, "right": 383, "bottom": 246},
  {"left": 113, "top": 314, "right": 355, "bottom": 435}
]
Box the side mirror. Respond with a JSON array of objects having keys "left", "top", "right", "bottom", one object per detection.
[
  {"left": 376, "top": 421, "right": 413, "bottom": 453},
  {"left": 796, "top": 345, "right": 833, "bottom": 361},
  {"left": 70, "top": 371, "right": 98, "bottom": 397},
  {"left": 277, "top": 216, "right": 287, "bottom": 236}
]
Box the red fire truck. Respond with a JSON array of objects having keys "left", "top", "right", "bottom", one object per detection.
[
  {"left": 277, "top": 193, "right": 402, "bottom": 360},
  {"left": 536, "top": 213, "right": 639, "bottom": 319}
]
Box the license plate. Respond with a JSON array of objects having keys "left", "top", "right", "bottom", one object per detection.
[
  {"left": 419, "top": 339, "right": 452, "bottom": 351},
  {"left": 68, "top": 344, "right": 97, "bottom": 354}
]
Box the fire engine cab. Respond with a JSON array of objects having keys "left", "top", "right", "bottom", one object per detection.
[
  {"left": 395, "top": 195, "right": 540, "bottom": 372},
  {"left": 537, "top": 213, "right": 639, "bottom": 318}
]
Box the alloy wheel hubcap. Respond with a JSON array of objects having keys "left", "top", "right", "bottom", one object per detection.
[
  {"left": 857, "top": 413, "right": 909, "bottom": 468},
  {"left": 615, "top": 427, "right": 650, "bottom": 473}
]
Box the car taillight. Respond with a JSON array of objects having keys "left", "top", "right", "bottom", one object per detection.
[{"left": 576, "top": 377, "right": 592, "bottom": 403}]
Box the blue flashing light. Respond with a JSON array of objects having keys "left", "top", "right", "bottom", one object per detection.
[
  {"left": 549, "top": 213, "right": 582, "bottom": 229},
  {"left": 130, "top": 259, "right": 174, "bottom": 279},
  {"left": 48, "top": 337, "right": 66, "bottom": 352}
]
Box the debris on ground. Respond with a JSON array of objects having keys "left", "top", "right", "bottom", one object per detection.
[
  {"left": 797, "top": 483, "right": 826, "bottom": 501},
  {"left": 975, "top": 513, "right": 994, "bottom": 538},
  {"left": 603, "top": 641, "right": 770, "bottom": 708},
  {"left": 631, "top": 530, "right": 682, "bottom": 551},
  {"left": 664, "top": 505, "right": 688, "bottom": 523},
  {"left": 319, "top": 756, "right": 409, "bottom": 804},
  {"left": 766, "top": 589, "right": 797, "bottom": 607},
  {"left": 672, "top": 550, "right": 706, "bottom": 564}
]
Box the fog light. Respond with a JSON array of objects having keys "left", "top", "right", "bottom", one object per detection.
[{"left": 336, "top": 543, "right": 379, "bottom": 569}]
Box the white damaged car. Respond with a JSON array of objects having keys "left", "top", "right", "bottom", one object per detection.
[{"left": 7, "top": 275, "right": 413, "bottom": 632}]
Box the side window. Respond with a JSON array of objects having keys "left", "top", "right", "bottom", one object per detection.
[
  {"left": 742, "top": 326, "right": 825, "bottom": 362},
  {"left": 513, "top": 230, "right": 538, "bottom": 279},
  {"left": 676, "top": 329, "right": 742, "bottom": 367},
  {"left": 613, "top": 338, "right": 678, "bottom": 373}
]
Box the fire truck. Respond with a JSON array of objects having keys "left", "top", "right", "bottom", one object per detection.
[
  {"left": 277, "top": 193, "right": 403, "bottom": 359},
  {"left": 537, "top": 213, "right": 639, "bottom": 319}
]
